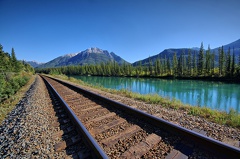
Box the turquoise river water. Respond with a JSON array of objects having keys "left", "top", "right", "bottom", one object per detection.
[{"left": 73, "top": 76, "right": 240, "bottom": 113}]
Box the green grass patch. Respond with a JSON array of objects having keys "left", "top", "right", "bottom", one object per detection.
[{"left": 49, "top": 74, "right": 240, "bottom": 128}]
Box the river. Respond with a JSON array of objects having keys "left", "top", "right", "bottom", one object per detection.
[{"left": 72, "top": 76, "right": 240, "bottom": 113}]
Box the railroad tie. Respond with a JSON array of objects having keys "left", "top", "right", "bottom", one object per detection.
[
  {"left": 165, "top": 149, "right": 188, "bottom": 159},
  {"left": 84, "top": 112, "right": 116, "bottom": 127},
  {"left": 79, "top": 108, "right": 108, "bottom": 119},
  {"left": 166, "top": 141, "right": 193, "bottom": 159},
  {"left": 80, "top": 105, "right": 101, "bottom": 112},
  {"left": 89, "top": 118, "right": 126, "bottom": 136},
  {"left": 100, "top": 125, "right": 142, "bottom": 147},
  {"left": 120, "top": 133, "right": 161, "bottom": 158}
]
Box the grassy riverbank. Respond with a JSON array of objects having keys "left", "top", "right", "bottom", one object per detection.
[{"left": 50, "top": 74, "right": 240, "bottom": 128}]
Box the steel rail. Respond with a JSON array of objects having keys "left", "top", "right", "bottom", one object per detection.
[
  {"left": 41, "top": 75, "right": 108, "bottom": 159},
  {"left": 43, "top": 75, "right": 240, "bottom": 159}
]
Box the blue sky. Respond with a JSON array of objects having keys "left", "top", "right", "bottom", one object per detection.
[{"left": 0, "top": 0, "right": 240, "bottom": 63}]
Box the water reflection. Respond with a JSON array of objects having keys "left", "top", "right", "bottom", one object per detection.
[{"left": 74, "top": 76, "right": 240, "bottom": 113}]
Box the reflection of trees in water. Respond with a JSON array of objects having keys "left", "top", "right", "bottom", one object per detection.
[{"left": 75, "top": 76, "right": 240, "bottom": 113}]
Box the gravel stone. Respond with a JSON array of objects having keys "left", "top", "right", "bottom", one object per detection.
[
  {"left": 70, "top": 80, "right": 240, "bottom": 147},
  {"left": 0, "top": 76, "right": 70, "bottom": 158}
]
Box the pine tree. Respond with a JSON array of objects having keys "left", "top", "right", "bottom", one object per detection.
[
  {"left": 193, "top": 51, "right": 197, "bottom": 76},
  {"left": 218, "top": 46, "right": 225, "bottom": 76},
  {"left": 182, "top": 50, "right": 186, "bottom": 75},
  {"left": 225, "top": 47, "right": 231, "bottom": 76},
  {"left": 173, "top": 52, "right": 178, "bottom": 76},
  {"left": 178, "top": 53, "right": 184, "bottom": 76},
  {"left": 187, "top": 49, "right": 192, "bottom": 76},
  {"left": 211, "top": 52, "right": 215, "bottom": 76},
  {"left": 205, "top": 45, "right": 211, "bottom": 76},
  {"left": 231, "top": 51, "right": 235, "bottom": 76},
  {"left": 198, "top": 42, "right": 204, "bottom": 76},
  {"left": 163, "top": 55, "right": 167, "bottom": 75},
  {"left": 154, "top": 60, "right": 158, "bottom": 76},
  {"left": 156, "top": 57, "right": 161, "bottom": 75},
  {"left": 148, "top": 57, "right": 153, "bottom": 76},
  {"left": 167, "top": 57, "right": 171, "bottom": 75}
]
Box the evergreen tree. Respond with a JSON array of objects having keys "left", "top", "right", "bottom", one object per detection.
[
  {"left": 178, "top": 53, "right": 184, "bottom": 76},
  {"left": 156, "top": 57, "right": 161, "bottom": 75},
  {"left": 154, "top": 60, "right": 158, "bottom": 76},
  {"left": 11, "top": 48, "right": 17, "bottom": 63},
  {"left": 193, "top": 51, "right": 197, "bottom": 76},
  {"left": 218, "top": 46, "right": 225, "bottom": 76},
  {"left": 144, "top": 62, "right": 149, "bottom": 76},
  {"left": 198, "top": 42, "right": 204, "bottom": 76},
  {"left": 11, "top": 48, "right": 19, "bottom": 72},
  {"left": 205, "top": 45, "right": 211, "bottom": 76},
  {"left": 231, "top": 51, "right": 235, "bottom": 76},
  {"left": 136, "top": 61, "right": 142, "bottom": 76},
  {"left": 148, "top": 57, "right": 153, "bottom": 76},
  {"left": 182, "top": 50, "right": 186, "bottom": 75},
  {"left": 173, "top": 52, "right": 178, "bottom": 76},
  {"left": 187, "top": 49, "right": 192, "bottom": 76},
  {"left": 211, "top": 52, "right": 215, "bottom": 76},
  {"left": 225, "top": 47, "right": 231, "bottom": 76},
  {"left": 167, "top": 57, "right": 171, "bottom": 75}
]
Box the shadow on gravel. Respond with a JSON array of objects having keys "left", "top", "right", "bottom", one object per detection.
[{"left": 45, "top": 81, "right": 91, "bottom": 159}]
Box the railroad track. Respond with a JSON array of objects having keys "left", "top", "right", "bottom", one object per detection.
[{"left": 41, "top": 75, "right": 240, "bottom": 159}]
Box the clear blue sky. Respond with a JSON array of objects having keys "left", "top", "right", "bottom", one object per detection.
[{"left": 0, "top": 0, "right": 240, "bottom": 63}]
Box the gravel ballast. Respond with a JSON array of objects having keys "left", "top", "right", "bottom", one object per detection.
[
  {"left": 0, "top": 75, "right": 239, "bottom": 158},
  {"left": 65, "top": 78, "right": 240, "bottom": 147},
  {"left": 0, "top": 76, "right": 71, "bottom": 158}
]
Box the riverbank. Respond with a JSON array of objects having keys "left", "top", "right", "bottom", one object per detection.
[
  {"left": 48, "top": 74, "right": 240, "bottom": 148},
  {"left": 78, "top": 74, "right": 240, "bottom": 84},
  {"left": 50, "top": 74, "right": 240, "bottom": 127}
]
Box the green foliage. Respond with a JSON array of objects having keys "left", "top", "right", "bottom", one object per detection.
[
  {"left": 198, "top": 42, "right": 204, "bottom": 76},
  {"left": 0, "top": 44, "right": 34, "bottom": 103},
  {"left": 36, "top": 41, "right": 239, "bottom": 80}
]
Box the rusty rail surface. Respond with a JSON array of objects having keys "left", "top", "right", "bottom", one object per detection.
[{"left": 41, "top": 75, "right": 240, "bottom": 159}]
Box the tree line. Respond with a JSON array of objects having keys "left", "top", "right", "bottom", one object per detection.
[
  {"left": 0, "top": 44, "right": 34, "bottom": 102},
  {"left": 36, "top": 42, "right": 240, "bottom": 79}
]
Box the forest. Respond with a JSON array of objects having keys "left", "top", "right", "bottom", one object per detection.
[
  {"left": 36, "top": 43, "right": 240, "bottom": 81},
  {"left": 0, "top": 44, "right": 34, "bottom": 102}
]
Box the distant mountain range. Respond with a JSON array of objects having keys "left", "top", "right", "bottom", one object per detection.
[
  {"left": 132, "top": 39, "right": 240, "bottom": 66},
  {"left": 28, "top": 39, "right": 240, "bottom": 68},
  {"left": 26, "top": 61, "right": 45, "bottom": 68},
  {"left": 35, "top": 47, "right": 128, "bottom": 68}
]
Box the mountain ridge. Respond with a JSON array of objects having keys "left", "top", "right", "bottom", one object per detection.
[
  {"left": 28, "top": 39, "right": 240, "bottom": 68},
  {"left": 132, "top": 39, "right": 240, "bottom": 66},
  {"left": 36, "top": 47, "right": 129, "bottom": 68}
]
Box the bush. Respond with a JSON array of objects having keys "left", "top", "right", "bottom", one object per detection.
[{"left": 0, "top": 74, "right": 30, "bottom": 103}]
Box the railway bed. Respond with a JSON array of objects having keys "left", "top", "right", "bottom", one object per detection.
[{"left": 41, "top": 75, "right": 240, "bottom": 159}]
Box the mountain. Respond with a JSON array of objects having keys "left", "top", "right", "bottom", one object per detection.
[
  {"left": 37, "top": 47, "right": 129, "bottom": 68},
  {"left": 37, "top": 53, "right": 77, "bottom": 68},
  {"left": 26, "top": 61, "right": 45, "bottom": 68},
  {"left": 132, "top": 39, "right": 240, "bottom": 66},
  {"left": 211, "top": 39, "right": 240, "bottom": 55},
  {"left": 132, "top": 48, "right": 194, "bottom": 66}
]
